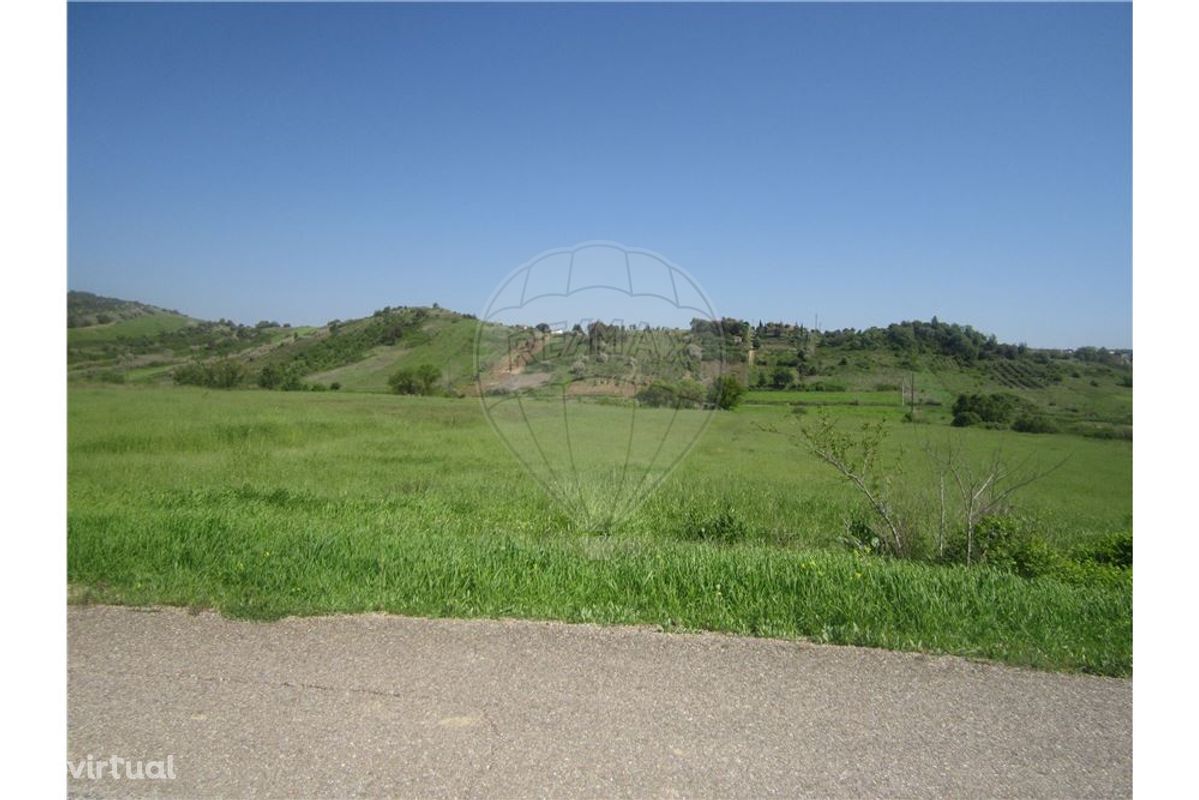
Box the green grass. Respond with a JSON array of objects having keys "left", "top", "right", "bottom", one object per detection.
[
  {"left": 749, "top": 338, "right": 1132, "bottom": 430},
  {"left": 68, "top": 386, "right": 1132, "bottom": 675},
  {"left": 745, "top": 389, "right": 913, "bottom": 407}
]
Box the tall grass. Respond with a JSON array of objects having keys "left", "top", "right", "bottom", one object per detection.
[{"left": 68, "top": 386, "right": 1132, "bottom": 675}]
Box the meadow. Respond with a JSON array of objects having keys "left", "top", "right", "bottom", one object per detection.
[{"left": 68, "top": 385, "right": 1131, "bottom": 675}]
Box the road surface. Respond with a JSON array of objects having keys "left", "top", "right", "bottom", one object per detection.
[{"left": 68, "top": 605, "right": 1130, "bottom": 798}]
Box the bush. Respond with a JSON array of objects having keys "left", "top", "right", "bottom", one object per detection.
[
  {"left": 951, "top": 410, "right": 982, "bottom": 428},
  {"left": 636, "top": 380, "right": 705, "bottom": 409},
  {"left": 676, "top": 379, "right": 707, "bottom": 407},
  {"left": 329, "top": 382, "right": 341, "bottom": 391},
  {"left": 708, "top": 376, "right": 745, "bottom": 410},
  {"left": 678, "top": 506, "right": 749, "bottom": 544},
  {"left": 173, "top": 359, "right": 247, "bottom": 389},
  {"left": 770, "top": 366, "right": 795, "bottom": 389},
  {"left": 840, "top": 516, "right": 887, "bottom": 556},
  {"left": 257, "top": 365, "right": 281, "bottom": 389},
  {"left": 1079, "top": 425, "right": 1133, "bottom": 441},
  {"left": 942, "top": 518, "right": 1131, "bottom": 587},
  {"left": 389, "top": 364, "right": 441, "bottom": 395},
  {"left": 1074, "top": 531, "right": 1132, "bottom": 568},
  {"left": 952, "top": 392, "right": 1025, "bottom": 425},
  {"left": 208, "top": 360, "right": 247, "bottom": 388},
  {"left": 90, "top": 369, "right": 126, "bottom": 384},
  {"left": 1012, "top": 415, "right": 1058, "bottom": 434},
  {"left": 636, "top": 382, "right": 679, "bottom": 408},
  {"left": 172, "top": 362, "right": 206, "bottom": 387},
  {"left": 972, "top": 518, "right": 1061, "bottom": 579},
  {"left": 279, "top": 368, "right": 305, "bottom": 391}
]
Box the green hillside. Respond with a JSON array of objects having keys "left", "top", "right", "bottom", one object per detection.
[
  {"left": 742, "top": 319, "right": 1132, "bottom": 439},
  {"left": 306, "top": 316, "right": 510, "bottom": 392},
  {"left": 65, "top": 293, "right": 1132, "bottom": 440},
  {"left": 65, "top": 294, "right": 518, "bottom": 394},
  {"left": 67, "top": 291, "right": 302, "bottom": 382},
  {"left": 67, "top": 290, "right": 197, "bottom": 348},
  {"left": 67, "top": 290, "right": 185, "bottom": 328},
  {"left": 68, "top": 310, "right": 195, "bottom": 345}
]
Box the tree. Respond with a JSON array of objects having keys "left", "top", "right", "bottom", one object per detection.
[
  {"left": 796, "top": 414, "right": 910, "bottom": 556},
  {"left": 172, "top": 362, "right": 207, "bottom": 387},
  {"left": 637, "top": 382, "right": 681, "bottom": 408},
  {"left": 257, "top": 365, "right": 281, "bottom": 389},
  {"left": 951, "top": 411, "right": 982, "bottom": 428},
  {"left": 173, "top": 359, "right": 247, "bottom": 389},
  {"left": 208, "top": 360, "right": 247, "bottom": 388},
  {"left": 279, "top": 367, "right": 304, "bottom": 391},
  {"left": 389, "top": 364, "right": 441, "bottom": 395},
  {"left": 708, "top": 375, "right": 745, "bottom": 410},
  {"left": 1011, "top": 415, "right": 1058, "bottom": 434},
  {"left": 771, "top": 365, "right": 795, "bottom": 390},
  {"left": 952, "top": 392, "right": 1024, "bottom": 425},
  {"left": 924, "top": 438, "right": 1067, "bottom": 564},
  {"left": 636, "top": 379, "right": 705, "bottom": 409}
]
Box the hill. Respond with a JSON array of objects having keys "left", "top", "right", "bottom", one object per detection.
[
  {"left": 67, "top": 290, "right": 187, "bottom": 329},
  {"left": 67, "top": 290, "right": 302, "bottom": 383},
  {"left": 67, "top": 291, "right": 198, "bottom": 349},
  {"left": 742, "top": 319, "right": 1132, "bottom": 438},
  {"left": 65, "top": 292, "right": 1132, "bottom": 439}
]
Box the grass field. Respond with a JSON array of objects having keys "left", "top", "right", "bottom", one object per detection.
[{"left": 68, "top": 385, "right": 1131, "bottom": 675}]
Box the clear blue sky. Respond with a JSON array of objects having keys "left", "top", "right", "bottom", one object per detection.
[{"left": 68, "top": 2, "right": 1131, "bottom": 348}]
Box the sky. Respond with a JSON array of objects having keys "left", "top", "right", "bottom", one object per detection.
[{"left": 68, "top": 2, "right": 1131, "bottom": 348}]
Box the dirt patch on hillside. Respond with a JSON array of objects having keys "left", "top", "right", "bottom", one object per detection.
[
  {"left": 497, "top": 372, "right": 553, "bottom": 392},
  {"left": 476, "top": 333, "right": 548, "bottom": 394}
]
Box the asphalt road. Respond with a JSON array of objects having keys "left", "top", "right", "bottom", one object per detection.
[{"left": 68, "top": 605, "right": 1130, "bottom": 799}]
